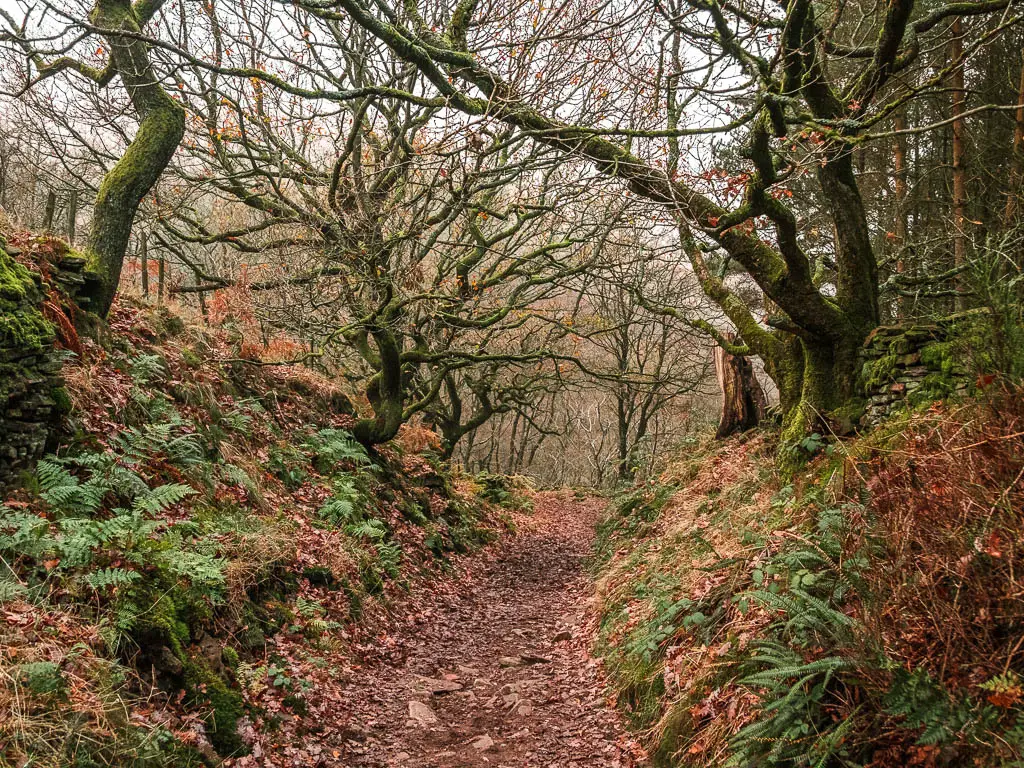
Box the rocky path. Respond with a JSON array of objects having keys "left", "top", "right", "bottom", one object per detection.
[{"left": 335, "top": 491, "right": 645, "bottom": 768}]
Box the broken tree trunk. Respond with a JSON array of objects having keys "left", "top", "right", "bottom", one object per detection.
[
  {"left": 42, "top": 190, "right": 56, "bottom": 232},
  {"left": 714, "top": 335, "right": 767, "bottom": 439}
]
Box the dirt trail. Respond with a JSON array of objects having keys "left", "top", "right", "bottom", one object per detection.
[{"left": 336, "top": 491, "right": 644, "bottom": 768}]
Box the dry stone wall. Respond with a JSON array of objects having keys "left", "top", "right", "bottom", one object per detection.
[
  {"left": 859, "top": 313, "right": 981, "bottom": 427},
  {"left": 0, "top": 239, "right": 97, "bottom": 485}
]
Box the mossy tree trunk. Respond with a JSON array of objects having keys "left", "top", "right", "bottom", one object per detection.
[
  {"left": 351, "top": 327, "right": 407, "bottom": 446},
  {"left": 769, "top": 147, "right": 879, "bottom": 443},
  {"left": 85, "top": 0, "right": 184, "bottom": 317},
  {"left": 429, "top": 374, "right": 506, "bottom": 459}
]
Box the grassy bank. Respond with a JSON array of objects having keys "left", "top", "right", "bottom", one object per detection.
[{"left": 595, "top": 390, "right": 1024, "bottom": 767}]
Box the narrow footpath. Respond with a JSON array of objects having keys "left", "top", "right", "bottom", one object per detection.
[{"left": 336, "top": 491, "right": 645, "bottom": 767}]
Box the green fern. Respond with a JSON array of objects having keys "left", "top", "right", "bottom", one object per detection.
[
  {"left": 883, "top": 668, "right": 987, "bottom": 746},
  {"left": 319, "top": 496, "right": 356, "bottom": 525},
  {"left": 349, "top": 518, "right": 387, "bottom": 540},
  {"left": 84, "top": 567, "right": 141, "bottom": 591},
  {"left": 0, "top": 576, "right": 28, "bottom": 604},
  {"left": 304, "top": 428, "right": 372, "bottom": 473},
  {"left": 56, "top": 513, "right": 161, "bottom": 567},
  {"left": 132, "top": 483, "right": 196, "bottom": 515},
  {"left": 729, "top": 649, "right": 854, "bottom": 766},
  {"left": 0, "top": 508, "right": 53, "bottom": 560},
  {"left": 159, "top": 550, "right": 225, "bottom": 592},
  {"left": 128, "top": 353, "right": 168, "bottom": 385},
  {"left": 726, "top": 502, "right": 872, "bottom": 766},
  {"left": 14, "top": 453, "right": 224, "bottom": 615},
  {"left": 116, "top": 420, "right": 205, "bottom": 467},
  {"left": 37, "top": 459, "right": 107, "bottom": 516},
  {"left": 318, "top": 476, "right": 363, "bottom": 526},
  {"left": 219, "top": 399, "right": 263, "bottom": 436},
  {"left": 296, "top": 596, "right": 326, "bottom": 618}
]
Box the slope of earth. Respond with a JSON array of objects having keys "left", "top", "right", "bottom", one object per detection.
[
  {"left": 594, "top": 387, "right": 1024, "bottom": 767},
  {"left": 320, "top": 491, "right": 647, "bottom": 768},
  {"left": 0, "top": 245, "right": 510, "bottom": 768}
]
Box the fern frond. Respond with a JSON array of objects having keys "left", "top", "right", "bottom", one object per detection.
[
  {"left": 36, "top": 459, "right": 75, "bottom": 491},
  {"left": 133, "top": 483, "right": 196, "bottom": 515},
  {"left": 84, "top": 567, "right": 141, "bottom": 590},
  {"left": 128, "top": 353, "right": 168, "bottom": 384},
  {"left": 0, "top": 577, "right": 28, "bottom": 604},
  {"left": 160, "top": 550, "right": 225, "bottom": 589},
  {"left": 349, "top": 519, "right": 387, "bottom": 540}
]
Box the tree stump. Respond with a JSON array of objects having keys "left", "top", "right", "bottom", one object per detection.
[{"left": 714, "top": 336, "right": 767, "bottom": 439}]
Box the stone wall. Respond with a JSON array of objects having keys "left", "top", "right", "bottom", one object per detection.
[
  {"left": 859, "top": 312, "right": 981, "bottom": 427},
  {"left": 0, "top": 239, "right": 97, "bottom": 486},
  {"left": 1, "top": 241, "right": 60, "bottom": 485}
]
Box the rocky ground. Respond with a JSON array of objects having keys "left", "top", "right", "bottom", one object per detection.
[{"left": 332, "top": 491, "right": 646, "bottom": 768}]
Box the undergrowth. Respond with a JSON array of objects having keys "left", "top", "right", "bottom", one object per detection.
[
  {"left": 1, "top": 300, "right": 507, "bottom": 766},
  {"left": 595, "top": 388, "right": 1024, "bottom": 767}
]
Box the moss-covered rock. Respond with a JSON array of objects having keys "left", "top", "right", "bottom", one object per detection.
[
  {"left": 0, "top": 246, "right": 54, "bottom": 351},
  {"left": 125, "top": 587, "right": 247, "bottom": 757},
  {"left": 859, "top": 315, "right": 982, "bottom": 427},
  {"left": 181, "top": 652, "right": 246, "bottom": 756}
]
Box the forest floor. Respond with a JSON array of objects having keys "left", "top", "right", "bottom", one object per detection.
[{"left": 332, "top": 491, "right": 646, "bottom": 768}]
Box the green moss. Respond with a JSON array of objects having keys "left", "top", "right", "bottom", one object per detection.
[
  {"left": 131, "top": 588, "right": 192, "bottom": 654},
  {"left": 831, "top": 397, "right": 866, "bottom": 433},
  {"left": 181, "top": 653, "right": 246, "bottom": 756},
  {"left": 51, "top": 385, "right": 73, "bottom": 415},
  {"left": 920, "top": 340, "right": 957, "bottom": 376},
  {"left": 861, "top": 351, "right": 898, "bottom": 390},
  {"left": 180, "top": 348, "right": 203, "bottom": 368},
  {"left": 908, "top": 372, "right": 959, "bottom": 407},
  {"left": 126, "top": 588, "right": 245, "bottom": 756},
  {"left": 152, "top": 307, "right": 186, "bottom": 338},
  {"left": 398, "top": 497, "right": 428, "bottom": 524},
  {"left": 263, "top": 598, "right": 296, "bottom": 630},
  {"left": 221, "top": 646, "right": 240, "bottom": 670},
  {"left": 0, "top": 248, "right": 54, "bottom": 350},
  {"left": 779, "top": 399, "right": 818, "bottom": 475}
]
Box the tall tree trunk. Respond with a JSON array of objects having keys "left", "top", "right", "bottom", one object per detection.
[
  {"left": 893, "top": 111, "right": 909, "bottom": 316},
  {"left": 615, "top": 394, "right": 631, "bottom": 481},
  {"left": 462, "top": 425, "right": 476, "bottom": 468},
  {"left": 42, "top": 190, "right": 56, "bottom": 232},
  {"left": 140, "top": 232, "right": 149, "bottom": 297},
  {"left": 0, "top": 150, "right": 7, "bottom": 211},
  {"left": 714, "top": 335, "right": 767, "bottom": 439},
  {"left": 85, "top": 0, "right": 184, "bottom": 317},
  {"left": 197, "top": 280, "right": 208, "bottom": 320},
  {"left": 951, "top": 18, "right": 968, "bottom": 309},
  {"left": 66, "top": 189, "right": 78, "bottom": 245},
  {"left": 1005, "top": 50, "right": 1024, "bottom": 225},
  {"left": 157, "top": 248, "right": 165, "bottom": 304}
]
